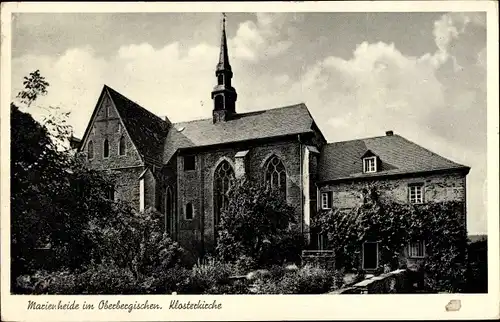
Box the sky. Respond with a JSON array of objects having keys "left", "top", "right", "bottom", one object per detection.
[{"left": 10, "top": 11, "right": 488, "bottom": 234}]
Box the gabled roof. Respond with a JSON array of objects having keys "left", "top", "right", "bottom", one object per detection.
[
  {"left": 163, "top": 103, "right": 315, "bottom": 162},
  {"left": 318, "top": 134, "right": 470, "bottom": 182},
  {"left": 105, "top": 86, "right": 170, "bottom": 163}
]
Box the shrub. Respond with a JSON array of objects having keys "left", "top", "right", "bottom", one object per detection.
[
  {"left": 253, "top": 265, "right": 342, "bottom": 294},
  {"left": 77, "top": 262, "right": 139, "bottom": 294},
  {"left": 216, "top": 179, "right": 305, "bottom": 268},
  {"left": 142, "top": 265, "right": 192, "bottom": 294},
  {"left": 464, "top": 238, "right": 487, "bottom": 293},
  {"left": 16, "top": 270, "right": 78, "bottom": 295},
  {"left": 234, "top": 255, "right": 257, "bottom": 275},
  {"left": 15, "top": 262, "right": 140, "bottom": 295},
  {"left": 177, "top": 257, "right": 249, "bottom": 294}
]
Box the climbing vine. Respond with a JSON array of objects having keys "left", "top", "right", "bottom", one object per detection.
[{"left": 311, "top": 185, "right": 468, "bottom": 292}]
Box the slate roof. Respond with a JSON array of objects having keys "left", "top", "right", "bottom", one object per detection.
[
  {"left": 105, "top": 86, "right": 170, "bottom": 163},
  {"left": 163, "top": 103, "right": 315, "bottom": 162},
  {"left": 318, "top": 134, "right": 469, "bottom": 182}
]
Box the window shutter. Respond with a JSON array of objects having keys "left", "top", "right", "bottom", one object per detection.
[{"left": 327, "top": 191, "right": 333, "bottom": 209}]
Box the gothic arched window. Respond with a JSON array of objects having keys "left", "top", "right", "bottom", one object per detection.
[
  {"left": 87, "top": 140, "right": 94, "bottom": 160},
  {"left": 118, "top": 136, "right": 126, "bottom": 156},
  {"left": 165, "top": 186, "right": 174, "bottom": 235},
  {"left": 264, "top": 155, "right": 287, "bottom": 199},
  {"left": 214, "top": 160, "right": 234, "bottom": 231},
  {"left": 103, "top": 139, "right": 109, "bottom": 158}
]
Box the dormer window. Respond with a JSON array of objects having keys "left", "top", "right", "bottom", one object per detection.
[{"left": 363, "top": 156, "right": 377, "bottom": 173}]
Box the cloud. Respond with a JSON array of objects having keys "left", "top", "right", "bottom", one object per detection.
[
  {"left": 431, "top": 12, "right": 487, "bottom": 70},
  {"left": 231, "top": 13, "right": 294, "bottom": 62}
]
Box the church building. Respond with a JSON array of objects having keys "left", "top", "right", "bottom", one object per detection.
[{"left": 78, "top": 17, "right": 470, "bottom": 267}]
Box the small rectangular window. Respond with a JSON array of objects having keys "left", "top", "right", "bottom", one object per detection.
[
  {"left": 184, "top": 155, "right": 195, "bottom": 171},
  {"left": 363, "top": 157, "right": 377, "bottom": 173},
  {"left": 321, "top": 191, "right": 332, "bottom": 209},
  {"left": 409, "top": 184, "right": 424, "bottom": 204},
  {"left": 185, "top": 202, "right": 193, "bottom": 220},
  {"left": 408, "top": 240, "right": 425, "bottom": 258}
]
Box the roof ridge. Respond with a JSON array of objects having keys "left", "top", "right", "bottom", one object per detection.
[
  {"left": 172, "top": 102, "right": 308, "bottom": 125},
  {"left": 326, "top": 134, "right": 390, "bottom": 145}
]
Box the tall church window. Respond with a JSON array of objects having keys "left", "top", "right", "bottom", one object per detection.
[
  {"left": 217, "top": 74, "right": 224, "bottom": 85},
  {"left": 119, "top": 136, "right": 126, "bottom": 156},
  {"left": 265, "top": 155, "right": 287, "bottom": 199},
  {"left": 214, "top": 160, "right": 234, "bottom": 231},
  {"left": 103, "top": 139, "right": 109, "bottom": 158},
  {"left": 165, "top": 186, "right": 174, "bottom": 235},
  {"left": 87, "top": 140, "right": 94, "bottom": 160}
]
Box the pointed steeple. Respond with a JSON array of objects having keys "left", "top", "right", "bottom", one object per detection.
[
  {"left": 211, "top": 13, "right": 237, "bottom": 123},
  {"left": 216, "top": 13, "right": 232, "bottom": 75}
]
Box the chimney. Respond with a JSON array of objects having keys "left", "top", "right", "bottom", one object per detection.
[{"left": 386, "top": 130, "right": 394, "bottom": 136}]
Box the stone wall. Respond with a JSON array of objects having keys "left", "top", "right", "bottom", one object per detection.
[
  {"left": 80, "top": 92, "right": 145, "bottom": 210},
  {"left": 81, "top": 92, "right": 143, "bottom": 170},
  {"left": 318, "top": 171, "right": 467, "bottom": 226},
  {"left": 175, "top": 138, "right": 306, "bottom": 260},
  {"left": 317, "top": 171, "right": 467, "bottom": 269},
  {"left": 113, "top": 166, "right": 144, "bottom": 210}
]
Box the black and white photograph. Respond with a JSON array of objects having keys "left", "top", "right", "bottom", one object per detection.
[{"left": 1, "top": 1, "right": 498, "bottom": 321}]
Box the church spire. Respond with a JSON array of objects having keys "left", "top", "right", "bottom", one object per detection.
[
  {"left": 212, "top": 13, "right": 237, "bottom": 123},
  {"left": 216, "top": 13, "right": 232, "bottom": 75}
]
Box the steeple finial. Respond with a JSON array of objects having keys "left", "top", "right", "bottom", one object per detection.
[{"left": 217, "top": 12, "right": 231, "bottom": 73}]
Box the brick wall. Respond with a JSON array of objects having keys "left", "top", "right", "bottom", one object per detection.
[
  {"left": 113, "top": 166, "right": 144, "bottom": 210},
  {"left": 79, "top": 92, "right": 146, "bottom": 210},
  {"left": 319, "top": 171, "right": 467, "bottom": 210},
  {"left": 175, "top": 138, "right": 306, "bottom": 260},
  {"left": 81, "top": 92, "right": 143, "bottom": 170}
]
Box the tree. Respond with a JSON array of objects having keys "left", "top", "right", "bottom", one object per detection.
[
  {"left": 10, "top": 71, "right": 74, "bottom": 285},
  {"left": 16, "top": 70, "right": 49, "bottom": 107},
  {"left": 11, "top": 70, "right": 186, "bottom": 294},
  {"left": 216, "top": 179, "right": 305, "bottom": 268}
]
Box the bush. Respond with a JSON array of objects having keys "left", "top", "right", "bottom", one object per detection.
[
  {"left": 234, "top": 255, "right": 257, "bottom": 275},
  {"left": 183, "top": 258, "right": 246, "bottom": 294},
  {"left": 464, "top": 239, "right": 487, "bottom": 293},
  {"left": 216, "top": 179, "right": 305, "bottom": 268},
  {"left": 16, "top": 270, "right": 78, "bottom": 295},
  {"left": 252, "top": 265, "right": 342, "bottom": 294},
  {"left": 15, "top": 262, "right": 140, "bottom": 295},
  {"left": 78, "top": 263, "right": 140, "bottom": 294}
]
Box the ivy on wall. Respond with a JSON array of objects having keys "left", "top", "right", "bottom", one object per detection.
[{"left": 311, "top": 184, "right": 468, "bottom": 292}]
